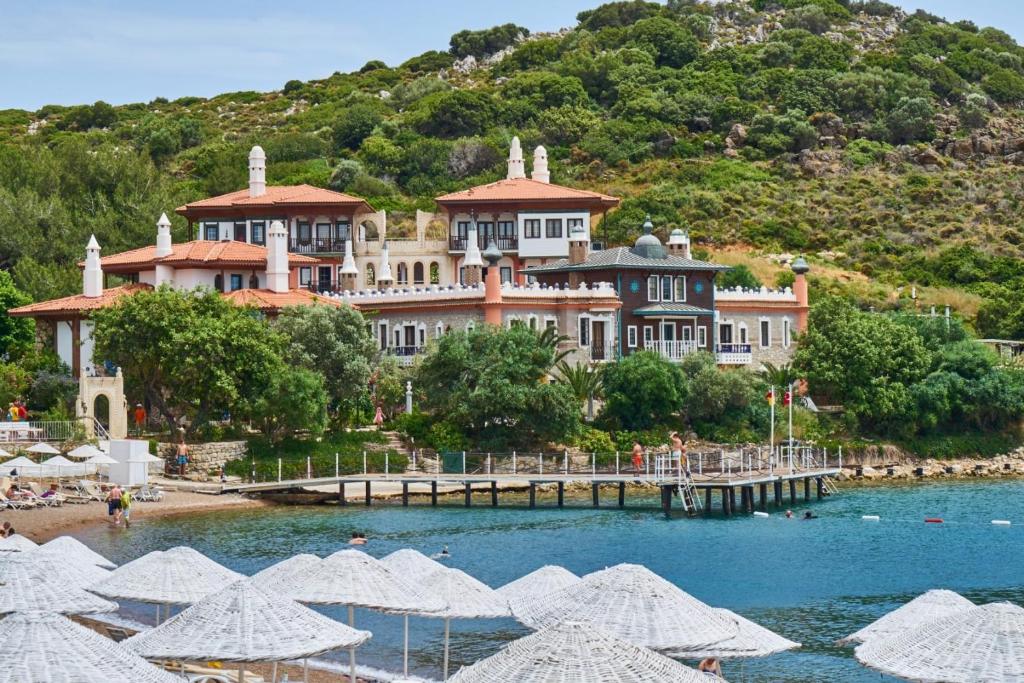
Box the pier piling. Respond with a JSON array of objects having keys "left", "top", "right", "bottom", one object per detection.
[
  {"left": 789, "top": 479, "right": 797, "bottom": 504},
  {"left": 758, "top": 483, "right": 767, "bottom": 510},
  {"left": 490, "top": 480, "right": 498, "bottom": 506},
  {"left": 722, "top": 487, "right": 732, "bottom": 516},
  {"left": 773, "top": 480, "right": 783, "bottom": 506},
  {"left": 803, "top": 478, "right": 810, "bottom": 502},
  {"left": 464, "top": 482, "right": 472, "bottom": 507},
  {"left": 592, "top": 482, "right": 600, "bottom": 508},
  {"left": 617, "top": 481, "right": 625, "bottom": 508},
  {"left": 729, "top": 487, "right": 737, "bottom": 513},
  {"left": 557, "top": 481, "right": 565, "bottom": 508},
  {"left": 364, "top": 481, "right": 371, "bottom": 506},
  {"left": 704, "top": 487, "right": 712, "bottom": 515},
  {"left": 338, "top": 482, "right": 346, "bottom": 506},
  {"left": 430, "top": 481, "right": 438, "bottom": 507},
  {"left": 816, "top": 477, "right": 824, "bottom": 499},
  {"left": 661, "top": 486, "right": 672, "bottom": 516},
  {"left": 401, "top": 482, "right": 409, "bottom": 507},
  {"left": 529, "top": 483, "right": 536, "bottom": 509}
]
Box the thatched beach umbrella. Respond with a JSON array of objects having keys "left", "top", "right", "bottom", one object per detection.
[
  {"left": 90, "top": 546, "right": 242, "bottom": 622},
  {"left": 35, "top": 535, "right": 117, "bottom": 569},
  {"left": 126, "top": 579, "right": 371, "bottom": 683},
  {"left": 285, "top": 548, "right": 444, "bottom": 681},
  {"left": 840, "top": 589, "right": 975, "bottom": 645},
  {"left": 419, "top": 566, "right": 512, "bottom": 680},
  {"left": 514, "top": 564, "right": 737, "bottom": 651},
  {"left": 381, "top": 547, "right": 447, "bottom": 577},
  {"left": 498, "top": 565, "right": 580, "bottom": 614},
  {"left": 0, "top": 533, "right": 38, "bottom": 552},
  {"left": 855, "top": 602, "right": 1024, "bottom": 682},
  {"left": 250, "top": 553, "right": 321, "bottom": 591},
  {"left": 448, "top": 620, "right": 719, "bottom": 683},
  {"left": 2, "top": 548, "right": 110, "bottom": 588},
  {"left": 669, "top": 608, "right": 800, "bottom": 659},
  {"left": 0, "top": 554, "right": 117, "bottom": 615},
  {"left": 0, "top": 611, "right": 179, "bottom": 683}
]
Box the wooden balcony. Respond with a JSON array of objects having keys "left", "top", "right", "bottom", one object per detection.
[
  {"left": 289, "top": 237, "right": 347, "bottom": 253},
  {"left": 449, "top": 235, "right": 518, "bottom": 252}
]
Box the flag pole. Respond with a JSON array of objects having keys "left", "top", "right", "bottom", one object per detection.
[
  {"left": 768, "top": 385, "right": 775, "bottom": 473},
  {"left": 787, "top": 381, "right": 794, "bottom": 473}
]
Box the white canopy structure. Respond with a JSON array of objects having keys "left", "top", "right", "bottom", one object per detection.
[
  {"left": 0, "top": 554, "right": 117, "bottom": 615},
  {"left": 25, "top": 442, "right": 60, "bottom": 455},
  {"left": 448, "top": 620, "right": 717, "bottom": 683},
  {"left": 498, "top": 565, "right": 580, "bottom": 609},
  {"left": 514, "top": 564, "right": 737, "bottom": 651},
  {"left": 2, "top": 454, "right": 92, "bottom": 477},
  {"left": 67, "top": 443, "right": 104, "bottom": 459},
  {"left": 89, "top": 546, "right": 243, "bottom": 608},
  {"left": 249, "top": 553, "right": 321, "bottom": 591},
  {"left": 0, "top": 612, "right": 179, "bottom": 683},
  {"left": 125, "top": 579, "right": 371, "bottom": 682},
  {"left": 841, "top": 589, "right": 975, "bottom": 645},
  {"left": 669, "top": 608, "right": 800, "bottom": 659},
  {"left": 35, "top": 535, "right": 117, "bottom": 569},
  {"left": 2, "top": 455, "right": 37, "bottom": 471},
  {"left": 86, "top": 452, "right": 118, "bottom": 465},
  {"left": 420, "top": 567, "right": 512, "bottom": 680},
  {"left": 855, "top": 602, "right": 1024, "bottom": 682},
  {"left": 381, "top": 548, "right": 448, "bottom": 576},
  {"left": 0, "top": 533, "right": 38, "bottom": 552}
]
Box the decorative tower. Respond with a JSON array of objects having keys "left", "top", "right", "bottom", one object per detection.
[
  {"left": 248, "top": 145, "right": 266, "bottom": 198},
  {"left": 568, "top": 222, "right": 589, "bottom": 287},
  {"left": 483, "top": 241, "right": 504, "bottom": 326},
  {"left": 340, "top": 237, "right": 359, "bottom": 292},
  {"left": 463, "top": 223, "right": 484, "bottom": 286},
  {"left": 154, "top": 213, "right": 175, "bottom": 287},
  {"left": 791, "top": 255, "right": 810, "bottom": 332},
  {"left": 377, "top": 241, "right": 394, "bottom": 287},
  {"left": 531, "top": 145, "right": 550, "bottom": 184},
  {"left": 83, "top": 235, "right": 103, "bottom": 298},
  {"left": 266, "top": 220, "right": 289, "bottom": 293},
  {"left": 506, "top": 136, "right": 526, "bottom": 180},
  {"left": 667, "top": 227, "right": 691, "bottom": 259}
]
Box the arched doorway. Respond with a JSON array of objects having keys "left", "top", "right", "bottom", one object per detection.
[{"left": 93, "top": 394, "right": 110, "bottom": 432}]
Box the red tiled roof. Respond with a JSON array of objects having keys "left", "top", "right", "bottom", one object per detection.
[
  {"left": 176, "top": 185, "right": 373, "bottom": 214},
  {"left": 91, "top": 240, "right": 317, "bottom": 272},
  {"left": 220, "top": 288, "right": 344, "bottom": 312},
  {"left": 7, "top": 284, "right": 153, "bottom": 317},
  {"left": 436, "top": 178, "right": 619, "bottom": 205}
]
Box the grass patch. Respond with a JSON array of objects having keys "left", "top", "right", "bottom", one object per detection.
[{"left": 225, "top": 431, "right": 407, "bottom": 481}]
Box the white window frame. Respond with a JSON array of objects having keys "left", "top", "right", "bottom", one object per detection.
[
  {"left": 643, "top": 325, "right": 654, "bottom": 346},
  {"left": 661, "top": 275, "right": 673, "bottom": 302},
  {"left": 674, "top": 276, "right": 687, "bottom": 302},
  {"left": 647, "top": 275, "right": 659, "bottom": 302},
  {"left": 627, "top": 325, "right": 638, "bottom": 348},
  {"left": 783, "top": 318, "right": 792, "bottom": 348},
  {"left": 759, "top": 318, "right": 771, "bottom": 348},
  {"left": 544, "top": 316, "right": 558, "bottom": 332},
  {"left": 697, "top": 326, "right": 707, "bottom": 348},
  {"left": 299, "top": 267, "right": 312, "bottom": 286},
  {"left": 578, "top": 315, "right": 591, "bottom": 347},
  {"left": 435, "top": 321, "right": 444, "bottom": 338}
]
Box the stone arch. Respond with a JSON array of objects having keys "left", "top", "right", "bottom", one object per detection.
[
  {"left": 413, "top": 262, "right": 425, "bottom": 285},
  {"left": 429, "top": 261, "right": 440, "bottom": 285},
  {"left": 77, "top": 372, "right": 128, "bottom": 439},
  {"left": 360, "top": 220, "right": 379, "bottom": 241}
]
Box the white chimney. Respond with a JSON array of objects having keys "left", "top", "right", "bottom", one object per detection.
[
  {"left": 266, "top": 220, "right": 289, "bottom": 293},
  {"left": 83, "top": 235, "right": 103, "bottom": 298},
  {"left": 464, "top": 223, "right": 483, "bottom": 267},
  {"left": 507, "top": 136, "right": 526, "bottom": 180},
  {"left": 531, "top": 145, "right": 550, "bottom": 183},
  {"left": 155, "top": 212, "right": 173, "bottom": 257},
  {"left": 377, "top": 241, "right": 394, "bottom": 285},
  {"left": 248, "top": 145, "right": 266, "bottom": 198},
  {"left": 340, "top": 236, "right": 358, "bottom": 275}
]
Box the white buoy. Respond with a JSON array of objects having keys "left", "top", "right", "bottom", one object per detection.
[
  {"left": 862, "top": 515, "right": 880, "bottom": 521},
  {"left": 753, "top": 511, "right": 769, "bottom": 518},
  {"left": 992, "top": 520, "right": 1012, "bottom": 526}
]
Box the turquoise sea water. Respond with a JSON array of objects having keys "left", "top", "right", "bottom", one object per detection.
[{"left": 75, "top": 480, "right": 1024, "bottom": 682}]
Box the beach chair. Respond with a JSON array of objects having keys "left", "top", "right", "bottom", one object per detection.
[
  {"left": 0, "top": 491, "right": 36, "bottom": 510},
  {"left": 134, "top": 484, "right": 164, "bottom": 502},
  {"left": 104, "top": 626, "right": 131, "bottom": 643},
  {"left": 27, "top": 483, "right": 63, "bottom": 507},
  {"left": 77, "top": 480, "right": 106, "bottom": 502}
]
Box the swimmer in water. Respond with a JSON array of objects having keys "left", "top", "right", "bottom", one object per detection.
[
  {"left": 785, "top": 510, "right": 793, "bottom": 519},
  {"left": 431, "top": 545, "right": 450, "bottom": 560}
]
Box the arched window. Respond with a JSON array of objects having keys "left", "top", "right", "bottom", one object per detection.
[
  {"left": 430, "top": 262, "right": 440, "bottom": 285},
  {"left": 366, "top": 264, "right": 376, "bottom": 287},
  {"left": 397, "top": 262, "right": 408, "bottom": 285},
  {"left": 413, "top": 262, "right": 425, "bottom": 285},
  {"left": 435, "top": 321, "right": 444, "bottom": 338}
]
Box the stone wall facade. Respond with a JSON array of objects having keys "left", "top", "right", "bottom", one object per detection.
[
  {"left": 158, "top": 441, "right": 248, "bottom": 471},
  {"left": 715, "top": 310, "right": 798, "bottom": 368}
]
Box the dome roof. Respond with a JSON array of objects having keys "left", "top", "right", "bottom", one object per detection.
[
  {"left": 791, "top": 256, "right": 810, "bottom": 274},
  {"left": 482, "top": 240, "right": 503, "bottom": 265},
  {"left": 632, "top": 215, "right": 666, "bottom": 259}
]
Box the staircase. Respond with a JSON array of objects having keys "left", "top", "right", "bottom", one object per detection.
[
  {"left": 676, "top": 472, "right": 702, "bottom": 514},
  {"left": 379, "top": 430, "right": 415, "bottom": 472}
]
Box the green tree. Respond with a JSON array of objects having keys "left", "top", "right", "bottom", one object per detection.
[
  {"left": 410, "top": 90, "right": 497, "bottom": 138},
  {"left": 332, "top": 102, "right": 385, "bottom": 151},
  {"left": 247, "top": 366, "right": 328, "bottom": 442},
  {"left": 629, "top": 17, "right": 700, "bottom": 68},
  {"left": 555, "top": 360, "right": 603, "bottom": 420},
  {"left": 449, "top": 24, "right": 529, "bottom": 59},
  {"left": 600, "top": 351, "right": 685, "bottom": 430},
  {"left": 716, "top": 265, "right": 762, "bottom": 290},
  {"left": 577, "top": 1, "right": 663, "bottom": 31},
  {"left": 0, "top": 271, "right": 33, "bottom": 359}
]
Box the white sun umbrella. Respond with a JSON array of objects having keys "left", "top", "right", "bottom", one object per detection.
[
  {"left": 0, "top": 533, "right": 38, "bottom": 552},
  {"left": 0, "top": 554, "right": 117, "bottom": 615},
  {"left": 840, "top": 589, "right": 975, "bottom": 645},
  {"left": 381, "top": 547, "right": 448, "bottom": 576},
  {"left": 515, "top": 564, "right": 737, "bottom": 652},
  {"left": 250, "top": 553, "right": 322, "bottom": 591},
  {"left": 856, "top": 602, "right": 1024, "bottom": 682},
  {"left": 126, "top": 579, "right": 371, "bottom": 683},
  {"left": 420, "top": 566, "right": 512, "bottom": 680},
  {"left": 25, "top": 442, "right": 60, "bottom": 455},
  {"left": 669, "top": 608, "right": 800, "bottom": 659},
  {"left": 448, "top": 620, "right": 718, "bottom": 683},
  {"left": 86, "top": 452, "right": 118, "bottom": 465},
  {"left": 35, "top": 535, "right": 117, "bottom": 569},
  {"left": 0, "top": 611, "right": 179, "bottom": 683},
  {"left": 499, "top": 565, "right": 580, "bottom": 612},
  {"left": 6, "top": 549, "right": 112, "bottom": 588},
  {"left": 67, "top": 443, "right": 104, "bottom": 459},
  {"left": 285, "top": 548, "right": 444, "bottom": 681},
  {"left": 40, "top": 454, "right": 81, "bottom": 480},
  {"left": 90, "top": 546, "right": 243, "bottom": 622},
  {"left": 1, "top": 455, "right": 38, "bottom": 476}
]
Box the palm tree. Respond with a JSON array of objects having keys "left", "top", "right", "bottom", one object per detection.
[
  {"left": 760, "top": 362, "right": 799, "bottom": 388},
  {"left": 555, "top": 360, "right": 603, "bottom": 420},
  {"left": 536, "top": 326, "right": 572, "bottom": 367}
]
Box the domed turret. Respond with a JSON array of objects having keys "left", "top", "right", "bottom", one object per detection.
[
  {"left": 631, "top": 215, "right": 666, "bottom": 259},
  {"left": 791, "top": 256, "right": 810, "bottom": 275},
  {"left": 666, "top": 226, "right": 691, "bottom": 258},
  {"left": 482, "top": 240, "right": 503, "bottom": 266}
]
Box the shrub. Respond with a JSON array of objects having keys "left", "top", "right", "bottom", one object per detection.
[
  {"left": 572, "top": 426, "right": 616, "bottom": 454},
  {"left": 783, "top": 5, "right": 831, "bottom": 35}
]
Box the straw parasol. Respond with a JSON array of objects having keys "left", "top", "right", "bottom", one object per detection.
[
  {"left": 381, "top": 547, "right": 448, "bottom": 576},
  {"left": 67, "top": 444, "right": 104, "bottom": 459},
  {"left": 25, "top": 442, "right": 60, "bottom": 455},
  {"left": 0, "top": 533, "right": 38, "bottom": 552},
  {"left": 669, "top": 608, "right": 800, "bottom": 659},
  {"left": 498, "top": 565, "right": 580, "bottom": 611},
  {"left": 0, "top": 554, "right": 117, "bottom": 615},
  {"left": 12, "top": 550, "right": 112, "bottom": 588},
  {"left": 249, "top": 553, "right": 321, "bottom": 591},
  {"left": 0, "top": 611, "right": 179, "bottom": 683},
  {"left": 35, "top": 535, "right": 117, "bottom": 569},
  {"left": 420, "top": 566, "right": 512, "bottom": 680},
  {"left": 514, "top": 564, "right": 737, "bottom": 651},
  {"left": 89, "top": 546, "right": 243, "bottom": 622},
  {"left": 855, "top": 602, "right": 1024, "bottom": 682},
  {"left": 285, "top": 548, "right": 443, "bottom": 680},
  {"left": 125, "top": 579, "right": 371, "bottom": 683},
  {"left": 448, "top": 620, "right": 718, "bottom": 683},
  {"left": 840, "top": 589, "right": 975, "bottom": 645}
]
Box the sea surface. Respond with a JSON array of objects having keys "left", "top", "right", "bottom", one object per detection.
[{"left": 76, "top": 479, "right": 1024, "bottom": 682}]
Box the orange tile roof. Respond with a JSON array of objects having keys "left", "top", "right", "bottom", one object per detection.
[
  {"left": 176, "top": 185, "right": 373, "bottom": 214},
  {"left": 92, "top": 240, "right": 317, "bottom": 272},
  {"left": 7, "top": 284, "right": 153, "bottom": 318},
  {"left": 221, "top": 288, "right": 344, "bottom": 312},
  {"left": 436, "top": 177, "right": 619, "bottom": 205}
]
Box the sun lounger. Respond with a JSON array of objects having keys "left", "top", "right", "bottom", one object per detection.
[
  {"left": 133, "top": 484, "right": 164, "bottom": 502},
  {"left": 77, "top": 480, "right": 107, "bottom": 502},
  {"left": 27, "top": 483, "right": 63, "bottom": 507},
  {"left": 0, "top": 492, "right": 36, "bottom": 510}
]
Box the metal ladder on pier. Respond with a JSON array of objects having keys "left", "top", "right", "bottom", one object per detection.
[
  {"left": 676, "top": 472, "right": 702, "bottom": 514},
  {"left": 821, "top": 475, "right": 839, "bottom": 496}
]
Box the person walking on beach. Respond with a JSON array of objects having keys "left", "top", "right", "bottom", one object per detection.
[
  {"left": 107, "top": 484, "right": 124, "bottom": 526},
  {"left": 631, "top": 441, "right": 645, "bottom": 477},
  {"left": 175, "top": 440, "right": 189, "bottom": 476},
  {"left": 133, "top": 403, "right": 146, "bottom": 436},
  {"left": 120, "top": 488, "right": 133, "bottom": 528}
]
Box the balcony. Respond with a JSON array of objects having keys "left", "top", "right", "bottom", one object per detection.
[
  {"left": 289, "top": 237, "right": 347, "bottom": 254},
  {"left": 386, "top": 346, "right": 424, "bottom": 367},
  {"left": 644, "top": 339, "right": 699, "bottom": 361},
  {"left": 715, "top": 344, "right": 753, "bottom": 365},
  {"left": 449, "top": 235, "right": 518, "bottom": 252}
]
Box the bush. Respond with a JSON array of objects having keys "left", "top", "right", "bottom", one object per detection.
[
  {"left": 601, "top": 351, "right": 686, "bottom": 430},
  {"left": 782, "top": 5, "right": 831, "bottom": 35},
  {"left": 449, "top": 23, "right": 528, "bottom": 59},
  {"left": 332, "top": 102, "right": 385, "bottom": 151},
  {"left": 572, "top": 426, "right": 616, "bottom": 453},
  {"left": 329, "top": 159, "right": 363, "bottom": 191}
]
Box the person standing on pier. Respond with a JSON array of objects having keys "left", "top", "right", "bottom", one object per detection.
[
  {"left": 631, "top": 441, "right": 645, "bottom": 477},
  {"left": 671, "top": 432, "right": 689, "bottom": 476}
]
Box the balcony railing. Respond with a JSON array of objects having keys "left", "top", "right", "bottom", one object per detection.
[
  {"left": 644, "top": 339, "right": 699, "bottom": 361},
  {"left": 715, "top": 343, "right": 753, "bottom": 365},
  {"left": 289, "top": 237, "right": 348, "bottom": 253},
  {"left": 449, "top": 235, "right": 518, "bottom": 252},
  {"left": 386, "top": 346, "right": 424, "bottom": 366}
]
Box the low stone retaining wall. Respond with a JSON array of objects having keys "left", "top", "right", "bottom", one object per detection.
[
  {"left": 157, "top": 441, "right": 248, "bottom": 472},
  {"left": 838, "top": 449, "right": 1024, "bottom": 481}
]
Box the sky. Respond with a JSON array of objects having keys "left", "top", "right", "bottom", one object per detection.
[{"left": 2, "top": 0, "right": 1023, "bottom": 111}]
